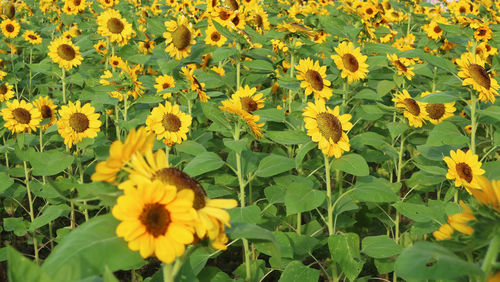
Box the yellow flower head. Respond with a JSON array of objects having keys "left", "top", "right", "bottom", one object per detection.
[
  {"left": 468, "top": 176, "right": 500, "bottom": 212},
  {"left": 163, "top": 15, "right": 196, "bottom": 60},
  {"left": 387, "top": 54, "right": 415, "bottom": 80},
  {"left": 48, "top": 37, "right": 83, "bottom": 70},
  {"left": 295, "top": 58, "right": 332, "bottom": 100},
  {"left": 97, "top": 9, "right": 134, "bottom": 46},
  {"left": 433, "top": 224, "right": 454, "bottom": 241},
  {"left": 205, "top": 23, "right": 227, "bottom": 47},
  {"left": 145, "top": 101, "right": 192, "bottom": 145},
  {"left": 443, "top": 149, "right": 485, "bottom": 190},
  {"left": 23, "top": 30, "right": 42, "bottom": 45},
  {"left": 448, "top": 201, "right": 475, "bottom": 235},
  {"left": 392, "top": 90, "right": 428, "bottom": 128},
  {"left": 332, "top": 41, "right": 369, "bottom": 84},
  {"left": 57, "top": 101, "right": 101, "bottom": 148},
  {"left": 420, "top": 91, "right": 456, "bottom": 125},
  {"left": 154, "top": 75, "right": 176, "bottom": 98},
  {"left": 1, "top": 18, "right": 20, "bottom": 38},
  {"left": 34, "top": 96, "right": 58, "bottom": 131},
  {"left": 0, "top": 82, "right": 14, "bottom": 102},
  {"left": 456, "top": 52, "right": 499, "bottom": 103},
  {"left": 1, "top": 99, "right": 41, "bottom": 134}
]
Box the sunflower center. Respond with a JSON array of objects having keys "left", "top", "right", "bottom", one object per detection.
[
  {"left": 28, "top": 34, "right": 37, "bottom": 40},
  {"left": 40, "top": 105, "right": 52, "bottom": 119},
  {"left": 6, "top": 24, "right": 14, "bottom": 33},
  {"left": 172, "top": 24, "right": 191, "bottom": 50},
  {"left": 219, "top": 11, "right": 231, "bottom": 21},
  {"left": 316, "top": 112, "right": 342, "bottom": 143},
  {"left": 459, "top": 7, "right": 466, "bottom": 13},
  {"left": 162, "top": 113, "right": 181, "bottom": 132},
  {"left": 151, "top": 167, "right": 207, "bottom": 209},
  {"left": 366, "top": 8, "right": 373, "bottom": 15},
  {"left": 210, "top": 31, "right": 221, "bottom": 41},
  {"left": 342, "top": 53, "right": 359, "bottom": 72},
  {"left": 12, "top": 108, "right": 31, "bottom": 124},
  {"left": 403, "top": 98, "right": 420, "bottom": 116},
  {"left": 226, "top": 0, "right": 239, "bottom": 10},
  {"left": 57, "top": 44, "right": 76, "bottom": 61},
  {"left": 394, "top": 60, "right": 407, "bottom": 72},
  {"left": 255, "top": 15, "right": 263, "bottom": 27},
  {"left": 478, "top": 29, "right": 486, "bottom": 36},
  {"left": 425, "top": 103, "right": 445, "bottom": 120},
  {"left": 240, "top": 97, "right": 258, "bottom": 112},
  {"left": 305, "top": 70, "right": 324, "bottom": 91},
  {"left": 456, "top": 162, "right": 473, "bottom": 183},
  {"left": 162, "top": 83, "right": 171, "bottom": 89},
  {"left": 139, "top": 203, "right": 170, "bottom": 237},
  {"left": 469, "top": 64, "right": 491, "bottom": 89},
  {"left": 5, "top": 4, "right": 15, "bottom": 19},
  {"left": 433, "top": 25, "right": 442, "bottom": 33},
  {"left": 69, "top": 112, "right": 89, "bottom": 133},
  {"left": 73, "top": 0, "right": 81, "bottom": 5},
  {"left": 231, "top": 15, "right": 240, "bottom": 26},
  {"left": 107, "top": 18, "right": 124, "bottom": 34},
  {"left": 0, "top": 84, "right": 7, "bottom": 94}
]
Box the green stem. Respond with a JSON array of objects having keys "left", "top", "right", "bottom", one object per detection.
[
  {"left": 24, "top": 161, "right": 39, "bottom": 265},
  {"left": 29, "top": 47, "right": 33, "bottom": 97},
  {"left": 297, "top": 212, "right": 301, "bottom": 235},
  {"left": 342, "top": 80, "right": 348, "bottom": 114},
  {"left": 61, "top": 68, "right": 66, "bottom": 104},
  {"left": 39, "top": 129, "right": 46, "bottom": 184},
  {"left": 162, "top": 263, "right": 174, "bottom": 282},
  {"left": 288, "top": 49, "right": 295, "bottom": 113},
  {"left": 236, "top": 44, "right": 241, "bottom": 90},
  {"left": 115, "top": 104, "right": 121, "bottom": 141},
  {"left": 432, "top": 66, "right": 437, "bottom": 93},
  {"left": 393, "top": 136, "right": 405, "bottom": 282},
  {"left": 470, "top": 94, "right": 477, "bottom": 155},
  {"left": 324, "top": 154, "right": 333, "bottom": 235},
  {"left": 481, "top": 233, "right": 500, "bottom": 281},
  {"left": 77, "top": 149, "right": 89, "bottom": 221},
  {"left": 9, "top": 39, "right": 19, "bottom": 99}
]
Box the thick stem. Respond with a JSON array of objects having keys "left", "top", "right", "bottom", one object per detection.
[
  {"left": 393, "top": 136, "right": 405, "bottom": 282},
  {"left": 29, "top": 47, "right": 33, "bottom": 96},
  {"left": 24, "top": 161, "right": 39, "bottom": 264},
  {"left": 324, "top": 154, "right": 333, "bottom": 235},
  {"left": 288, "top": 50, "right": 295, "bottom": 113},
  {"left": 297, "top": 212, "right": 301, "bottom": 235},
  {"left": 61, "top": 68, "right": 66, "bottom": 104},
  {"left": 482, "top": 233, "right": 500, "bottom": 281},
  {"left": 77, "top": 149, "right": 89, "bottom": 221},
  {"left": 9, "top": 40, "right": 19, "bottom": 99},
  {"left": 470, "top": 94, "right": 477, "bottom": 155},
  {"left": 162, "top": 263, "right": 174, "bottom": 282}
]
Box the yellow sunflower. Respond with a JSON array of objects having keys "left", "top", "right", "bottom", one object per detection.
[
  {"left": 57, "top": 101, "right": 101, "bottom": 148},
  {"left": 23, "top": 30, "right": 42, "bottom": 45},
  {"left": 456, "top": 52, "right": 499, "bottom": 103},
  {"left": 181, "top": 66, "right": 210, "bottom": 102},
  {"left": 302, "top": 99, "right": 353, "bottom": 158},
  {"left": 230, "top": 85, "right": 265, "bottom": 113},
  {"left": 443, "top": 149, "right": 485, "bottom": 190},
  {"left": 0, "top": 82, "right": 14, "bottom": 102},
  {"left": 63, "top": 0, "right": 87, "bottom": 15},
  {"left": 295, "top": 58, "right": 332, "bottom": 100},
  {"left": 48, "top": 37, "right": 83, "bottom": 70},
  {"left": 34, "top": 96, "right": 58, "bottom": 130},
  {"left": 112, "top": 179, "right": 197, "bottom": 264},
  {"left": 422, "top": 20, "right": 444, "bottom": 40},
  {"left": 219, "top": 99, "right": 265, "bottom": 138},
  {"left": 210, "top": 7, "right": 233, "bottom": 27},
  {"left": 228, "top": 11, "right": 246, "bottom": 30},
  {"left": 433, "top": 224, "right": 454, "bottom": 241},
  {"left": 163, "top": 15, "right": 196, "bottom": 60},
  {"left": 109, "top": 55, "right": 126, "bottom": 70},
  {"left": 420, "top": 91, "right": 456, "bottom": 125},
  {"left": 97, "top": 9, "right": 134, "bottom": 46},
  {"left": 120, "top": 151, "right": 238, "bottom": 250},
  {"left": 447, "top": 201, "right": 475, "bottom": 235},
  {"left": 154, "top": 75, "right": 176, "bottom": 98},
  {"left": 469, "top": 176, "right": 500, "bottom": 212},
  {"left": 387, "top": 54, "right": 415, "bottom": 80},
  {"left": 1, "top": 18, "right": 20, "bottom": 38},
  {"left": 204, "top": 24, "right": 227, "bottom": 47},
  {"left": 392, "top": 90, "right": 428, "bottom": 128},
  {"left": 94, "top": 40, "right": 108, "bottom": 55},
  {"left": 332, "top": 41, "right": 369, "bottom": 84},
  {"left": 474, "top": 24, "right": 492, "bottom": 42},
  {"left": 1, "top": 99, "right": 41, "bottom": 134},
  {"left": 248, "top": 6, "right": 270, "bottom": 33},
  {"left": 145, "top": 101, "right": 192, "bottom": 145},
  {"left": 138, "top": 40, "right": 155, "bottom": 54}
]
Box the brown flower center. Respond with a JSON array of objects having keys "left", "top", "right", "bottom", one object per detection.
[
  {"left": 162, "top": 113, "right": 181, "bottom": 132},
  {"left": 73, "top": 0, "right": 81, "bottom": 5},
  {"left": 210, "top": 31, "right": 221, "bottom": 42},
  {"left": 226, "top": 0, "right": 239, "bottom": 10},
  {"left": 305, "top": 70, "right": 324, "bottom": 91},
  {"left": 316, "top": 112, "right": 342, "bottom": 143},
  {"left": 28, "top": 34, "right": 38, "bottom": 40},
  {"left": 403, "top": 98, "right": 420, "bottom": 116},
  {"left": 478, "top": 29, "right": 486, "bottom": 36},
  {"left": 139, "top": 203, "right": 170, "bottom": 237},
  {"left": 6, "top": 24, "right": 14, "bottom": 33},
  {"left": 342, "top": 53, "right": 359, "bottom": 72},
  {"left": 433, "top": 25, "right": 442, "bottom": 33},
  {"left": 425, "top": 103, "right": 445, "bottom": 120},
  {"left": 231, "top": 15, "right": 240, "bottom": 27},
  {"left": 394, "top": 60, "right": 407, "bottom": 72},
  {"left": 0, "top": 84, "right": 7, "bottom": 94},
  {"left": 172, "top": 24, "right": 191, "bottom": 50},
  {"left": 40, "top": 105, "right": 52, "bottom": 119},
  {"left": 107, "top": 18, "right": 124, "bottom": 34},
  {"left": 69, "top": 112, "right": 89, "bottom": 133},
  {"left": 162, "top": 83, "right": 171, "bottom": 89},
  {"left": 240, "top": 97, "right": 258, "bottom": 112},
  {"left": 5, "top": 3, "right": 15, "bottom": 19},
  {"left": 57, "top": 44, "right": 76, "bottom": 61},
  {"left": 255, "top": 15, "right": 263, "bottom": 27},
  {"left": 152, "top": 167, "right": 207, "bottom": 209},
  {"left": 366, "top": 8, "right": 373, "bottom": 15},
  {"left": 456, "top": 162, "right": 473, "bottom": 183},
  {"left": 12, "top": 108, "right": 31, "bottom": 124},
  {"left": 219, "top": 10, "right": 231, "bottom": 21},
  {"left": 469, "top": 64, "right": 491, "bottom": 89},
  {"left": 459, "top": 7, "right": 466, "bottom": 13}
]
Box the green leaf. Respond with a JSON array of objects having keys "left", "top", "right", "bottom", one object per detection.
[
  {"left": 352, "top": 176, "right": 399, "bottom": 203},
  {"left": 395, "top": 242, "right": 483, "bottom": 280},
  {"left": 7, "top": 246, "right": 51, "bottom": 282},
  {"left": 484, "top": 161, "right": 500, "bottom": 180},
  {"left": 201, "top": 102, "right": 231, "bottom": 130},
  {"left": 392, "top": 202, "right": 434, "bottom": 222},
  {"left": 387, "top": 122, "right": 408, "bottom": 139},
  {"left": 422, "top": 53, "right": 457, "bottom": 74},
  {"left": 426, "top": 121, "right": 468, "bottom": 147},
  {"left": 277, "top": 76, "right": 301, "bottom": 91},
  {"left": 175, "top": 141, "right": 207, "bottom": 155},
  {"left": 415, "top": 91, "right": 457, "bottom": 103},
  {"left": 331, "top": 153, "right": 369, "bottom": 176},
  {"left": 183, "top": 152, "right": 224, "bottom": 177},
  {"left": 256, "top": 154, "right": 295, "bottom": 177},
  {"left": 3, "top": 217, "right": 28, "bottom": 236},
  {"left": 279, "top": 261, "right": 320, "bottom": 282},
  {"left": 227, "top": 222, "right": 280, "bottom": 260},
  {"left": 295, "top": 141, "right": 316, "bottom": 168},
  {"left": 254, "top": 108, "right": 285, "bottom": 122},
  {"left": 266, "top": 130, "right": 310, "bottom": 145},
  {"left": 241, "top": 60, "right": 274, "bottom": 73},
  {"left": 212, "top": 47, "right": 238, "bottom": 62},
  {"left": 362, "top": 235, "right": 403, "bottom": 258},
  {"left": 41, "top": 214, "right": 145, "bottom": 281},
  {"left": 376, "top": 80, "right": 396, "bottom": 97},
  {"left": 30, "top": 205, "right": 70, "bottom": 231},
  {"left": 223, "top": 139, "right": 248, "bottom": 153},
  {"left": 228, "top": 205, "right": 261, "bottom": 224},
  {"left": 27, "top": 149, "right": 74, "bottom": 176},
  {"left": 0, "top": 172, "right": 14, "bottom": 195},
  {"left": 328, "top": 233, "right": 364, "bottom": 281},
  {"left": 285, "top": 183, "right": 325, "bottom": 215},
  {"left": 481, "top": 106, "right": 500, "bottom": 121}
]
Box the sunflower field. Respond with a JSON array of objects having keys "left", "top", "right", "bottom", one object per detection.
[{"left": 2, "top": 0, "right": 500, "bottom": 281}]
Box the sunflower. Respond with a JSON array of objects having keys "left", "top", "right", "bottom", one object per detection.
[
  {"left": 145, "top": 101, "right": 192, "bottom": 146},
  {"left": 228, "top": 11, "right": 246, "bottom": 30},
  {"left": 97, "top": 9, "right": 134, "bottom": 46},
  {"left": 392, "top": 90, "right": 427, "bottom": 128},
  {"left": 358, "top": 2, "right": 378, "bottom": 20},
  {"left": 219, "top": 99, "right": 264, "bottom": 138},
  {"left": 387, "top": 54, "right": 415, "bottom": 80},
  {"left": 420, "top": 91, "right": 456, "bottom": 125},
  {"left": 94, "top": 40, "right": 108, "bottom": 54},
  {"left": 230, "top": 85, "right": 265, "bottom": 113},
  {"left": 433, "top": 224, "right": 454, "bottom": 241},
  {"left": 1, "top": 18, "right": 20, "bottom": 38},
  {"left": 0, "top": 82, "right": 14, "bottom": 102},
  {"left": 154, "top": 75, "right": 176, "bottom": 98},
  {"left": 23, "top": 30, "right": 42, "bottom": 45},
  {"left": 456, "top": 52, "right": 499, "bottom": 103},
  {"left": 48, "top": 37, "right": 83, "bottom": 70},
  {"left": 422, "top": 20, "right": 444, "bottom": 40},
  {"left": 443, "top": 149, "right": 485, "bottom": 190},
  {"left": 63, "top": 0, "right": 87, "bottom": 15},
  {"left": 447, "top": 201, "right": 475, "bottom": 235},
  {"left": 181, "top": 66, "right": 210, "bottom": 102},
  {"left": 248, "top": 6, "right": 270, "bottom": 33},
  {"left": 475, "top": 42, "right": 498, "bottom": 60},
  {"left": 34, "top": 96, "right": 58, "bottom": 130},
  {"left": 332, "top": 41, "right": 369, "bottom": 84},
  {"left": 211, "top": 7, "right": 233, "bottom": 27},
  {"left": 120, "top": 151, "right": 238, "bottom": 250},
  {"left": 204, "top": 24, "right": 227, "bottom": 47},
  {"left": 57, "top": 101, "right": 101, "bottom": 148},
  {"left": 468, "top": 176, "right": 500, "bottom": 212},
  {"left": 138, "top": 40, "right": 155, "bottom": 54},
  {"left": 163, "top": 15, "right": 196, "bottom": 60},
  {"left": 302, "top": 99, "right": 353, "bottom": 158},
  {"left": 109, "top": 55, "right": 126, "bottom": 69},
  {"left": 113, "top": 179, "right": 197, "bottom": 264},
  {"left": 474, "top": 24, "right": 492, "bottom": 42},
  {"left": 1, "top": 99, "right": 41, "bottom": 134},
  {"left": 295, "top": 58, "right": 332, "bottom": 100}
]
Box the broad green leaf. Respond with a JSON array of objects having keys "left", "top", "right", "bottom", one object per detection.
[
  {"left": 27, "top": 149, "right": 74, "bottom": 176},
  {"left": 331, "top": 153, "right": 369, "bottom": 176},
  {"left": 227, "top": 222, "right": 280, "bottom": 261},
  {"left": 254, "top": 108, "right": 286, "bottom": 122},
  {"left": 183, "top": 152, "right": 224, "bottom": 177},
  {"left": 228, "top": 205, "right": 261, "bottom": 224},
  {"left": 0, "top": 172, "right": 14, "bottom": 195},
  {"left": 30, "top": 205, "right": 70, "bottom": 231},
  {"left": 212, "top": 47, "right": 238, "bottom": 62},
  {"left": 481, "top": 106, "right": 500, "bottom": 121},
  {"left": 201, "top": 102, "right": 231, "bottom": 130},
  {"left": 241, "top": 60, "right": 274, "bottom": 73},
  {"left": 175, "top": 140, "right": 207, "bottom": 155},
  {"left": 426, "top": 121, "right": 468, "bottom": 147},
  {"left": 295, "top": 141, "right": 316, "bottom": 168},
  {"left": 255, "top": 231, "right": 294, "bottom": 259},
  {"left": 422, "top": 53, "right": 456, "bottom": 74},
  {"left": 286, "top": 232, "right": 320, "bottom": 257},
  {"left": 285, "top": 183, "right": 325, "bottom": 215},
  {"left": 277, "top": 76, "right": 301, "bottom": 91},
  {"left": 352, "top": 176, "right": 399, "bottom": 203},
  {"left": 328, "top": 233, "right": 364, "bottom": 281},
  {"left": 387, "top": 122, "right": 408, "bottom": 139},
  {"left": 198, "top": 267, "right": 233, "bottom": 282},
  {"left": 7, "top": 246, "right": 51, "bottom": 282},
  {"left": 266, "top": 130, "right": 310, "bottom": 145},
  {"left": 415, "top": 91, "right": 457, "bottom": 103},
  {"left": 376, "top": 80, "right": 396, "bottom": 97},
  {"left": 42, "top": 214, "right": 145, "bottom": 281},
  {"left": 395, "top": 242, "right": 483, "bottom": 280},
  {"left": 3, "top": 217, "right": 28, "bottom": 236},
  {"left": 256, "top": 154, "right": 295, "bottom": 177},
  {"left": 362, "top": 235, "right": 403, "bottom": 258},
  {"left": 484, "top": 161, "right": 500, "bottom": 180},
  {"left": 223, "top": 139, "right": 248, "bottom": 153},
  {"left": 278, "top": 261, "right": 319, "bottom": 282}
]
